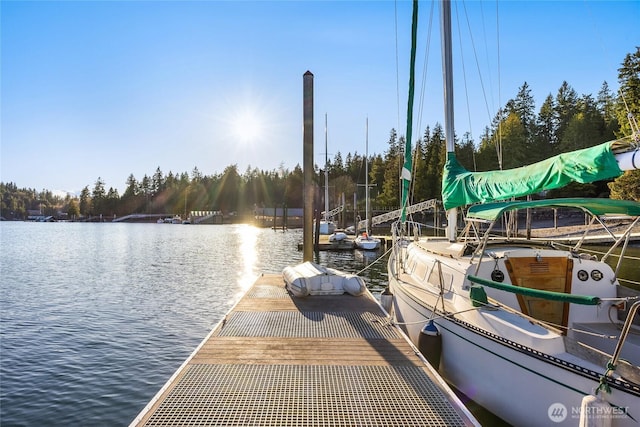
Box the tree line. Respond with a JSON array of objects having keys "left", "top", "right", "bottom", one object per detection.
[{"left": 2, "top": 49, "right": 639, "bottom": 221}]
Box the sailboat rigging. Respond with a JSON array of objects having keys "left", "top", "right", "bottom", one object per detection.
[
  {"left": 388, "top": 1, "right": 640, "bottom": 426},
  {"left": 319, "top": 113, "right": 336, "bottom": 235},
  {"left": 355, "top": 117, "right": 381, "bottom": 251}
]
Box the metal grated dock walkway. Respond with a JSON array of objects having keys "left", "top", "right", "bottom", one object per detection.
[{"left": 130, "top": 273, "right": 478, "bottom": 426}]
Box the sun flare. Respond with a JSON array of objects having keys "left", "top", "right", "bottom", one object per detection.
[{"left": 231, "top": 108, "right": 264, "bottom": 144}]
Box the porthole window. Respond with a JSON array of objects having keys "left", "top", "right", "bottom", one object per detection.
[
  {"left": 591, "top": 270, "right": 603, "bottom": 281},
  {"left": 577, "top": 270, "right": 589, "bottom": 281}
]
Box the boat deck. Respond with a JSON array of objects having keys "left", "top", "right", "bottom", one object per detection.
[{"left": 130, "top": 273, "right": 478, "bottom": 426}]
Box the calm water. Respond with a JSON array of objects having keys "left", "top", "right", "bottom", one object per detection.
[{"left": 0, "top": 222, "right": 389, "bottom": 426}]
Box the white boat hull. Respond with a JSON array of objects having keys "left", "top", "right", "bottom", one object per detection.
[
  {"left": 354, "top": 236, "right": 381, "bottom": 251},
  {"left": 319, "top": 221, "right": 336, "bottom": 235},
  {"left": 389, "top": 253, "right": 639, "bottom": 426}
]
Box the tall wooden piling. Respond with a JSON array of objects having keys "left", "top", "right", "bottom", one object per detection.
[{"left": 303, "top": 71, "right": 314, "bottom": 261}]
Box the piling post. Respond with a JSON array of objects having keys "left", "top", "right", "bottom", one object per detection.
[
  {"left": 283, "top": 204, "right": 287, "bottom": 232},
  {"left": 273, "top": 207, "right": 277, "bottom": 229},
  {"left": 303, "top": 71, "right": 314, "bottom": 261}
]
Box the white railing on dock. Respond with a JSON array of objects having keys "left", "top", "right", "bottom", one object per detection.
[{"left": 357, "top": 199, "right": 438, "bottom": 231}]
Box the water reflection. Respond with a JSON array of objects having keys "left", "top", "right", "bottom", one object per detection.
[{"left": 235, "top": 224, "right": 261, "bottom": 291}]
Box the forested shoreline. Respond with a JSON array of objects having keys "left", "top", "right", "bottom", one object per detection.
[{"left": 2, "top": 49, "right": 639, "bottom": 221}]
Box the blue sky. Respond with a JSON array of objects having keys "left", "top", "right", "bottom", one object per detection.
[{"left": 2, "top": 0, "right": 638, "bottom": 196}]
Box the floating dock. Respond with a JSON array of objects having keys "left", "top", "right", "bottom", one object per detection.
[
  {"left": 297, "top": 235, "right": 392, "bottom": 251},
  {"left": 130, "top": 273, "right": 479, "bottom": 426}
]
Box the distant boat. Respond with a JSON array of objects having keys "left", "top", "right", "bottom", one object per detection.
[
  {"left": 354, "top": 232, "right": 380, "bottom": 251},
  {"left": 387, "top": 1, "right": 640, "bottom": 426},
  {"left": 319, "top": 220, "right": 336, "bottom": 235},
  {"left": 158, "top": 215, "right": 184, "bottom": 224},
  {"left": 328, "top": 231, "right": 347, "bottom": 242}
]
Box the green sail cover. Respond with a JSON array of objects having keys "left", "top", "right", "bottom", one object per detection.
[
  {"left": 467, "top": 198, "right": 640, "bottom": 222},
  {"left": 441, "top": 141, "right": 624, "bottom": 210}
]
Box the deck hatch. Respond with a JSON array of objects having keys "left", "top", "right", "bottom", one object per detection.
[{"left": 141, "top": 364, "right": 466, "bottom": 426}]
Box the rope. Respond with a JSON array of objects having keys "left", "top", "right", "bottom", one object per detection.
[
  {"left": 355, "top": 245, "right": 393, "bottom": 276},
  {"left": 595, "top": 361, "right": 616, "bottom": 395},
  {"left": 415, "top": 0, "right": 435, "bottom": 144}
]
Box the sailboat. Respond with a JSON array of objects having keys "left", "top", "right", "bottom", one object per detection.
[
  {"left": 355, "top": 117, "right": 381, "bottom": 251},
  {"left": 388, "top": 1, "right": 640, "bottom": 426},
  {"left": 320, "top": 113, "right": 337, "bottom": 235}
]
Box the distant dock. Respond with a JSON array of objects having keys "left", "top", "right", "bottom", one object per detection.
[{"left": 130, "top": 273, "right": 478, "bottom": 426}]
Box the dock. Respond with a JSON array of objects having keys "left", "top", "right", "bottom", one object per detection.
[
  {"left": 297, "top": 235, "right": 393, "bottom": 251},
  {"left": 130, "top": 273, "right": 479, "bottom": 426}
]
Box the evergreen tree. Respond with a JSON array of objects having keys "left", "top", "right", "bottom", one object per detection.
[
  {"left": 608, "top": 170, "right": 640, "bottom": 201},
  {"left": 457, "top": 131, "right": 476, "bottom": 171},
  {"left": 615, "top": 47, "right": 640, "bottom": 138},
  {"left": 140, "top": 175, "right": 151, "bottom": 213},
  {"left": 498, "top": 112, "right": 527, "bottom": 168},
  {"left": 218, "top": 165, "right": 240, "bottom": 212},
  {"left": 475, "top": 130, "right": 500, "bottom": 171},
  {"left": 411, "top": 137, "right": 427, "bottom": 203},
  {"left": 377, "top": 130, "right": 402, "bottom": 207},
  {"left": 597, "top": 81, "right": 619, "bottom": 137},
  {"left": 369, "top": 154, "right": 385, "bottom": 205},
  {"left": 91, "top": 177, "right": 106, "bottom": 216},
  {"left": 559, "top": 94, "right": 607, "bottom": 153},
  {"left": 285, "top": 165, "right": 304, "bottom": 208},
  {"left": 67, "top": 199, "right": 80, "bottom": 219},
  {"left": 511, "top": 82, "right": 536, "bottom": 147},
  {"left": 152, "top": 167, "right": 164, "bottom": 196},
  {"left": 121, "top": 174, "right": 142, "bottom": 214},
  {"left": 106, "top": 187, "right": 120, "bottom": 216},
  {"left": 330, "top": 152, "right": 344, "bottom": 178},
  {"left": 191, "top": 166, "right": 202, "bottom": 182},
  {"left": 554, "top": 81, "right": 579, "bottom": 149},
  {"left": 79, "top": 186, "right": 91, "bottom": 217}
]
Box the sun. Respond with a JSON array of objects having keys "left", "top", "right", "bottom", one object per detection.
[{"left": 231, "top": 108, "right": 264, "bottom": 144}]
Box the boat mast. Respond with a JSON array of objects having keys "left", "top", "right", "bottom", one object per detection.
[
  {"left": 442, "top": 0, "right": 457, "bottom": 241},
  {"left": 365, "top": 117, "right": 370, "bottom": 235},
  {"left": 324, "top": 113, "right": 329, "bottom": 222}
]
